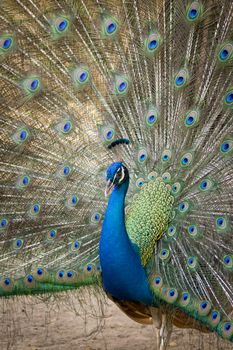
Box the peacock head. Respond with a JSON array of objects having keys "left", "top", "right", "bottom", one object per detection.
[{"left": 105, "top": 162, "right": 129, "bottom": 196}]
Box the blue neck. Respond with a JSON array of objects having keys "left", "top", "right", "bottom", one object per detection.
[{"left": 100, "top": 179, "right": 153, "bottom": 305}]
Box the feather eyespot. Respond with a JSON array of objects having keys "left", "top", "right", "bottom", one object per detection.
[
  {"left": 137, "top": 148, "right": 148, "bottom": 164},
  {"left": 180, "top": 152, "right": 193, "bottom": 167},
  {"left": 0, "top": 35, "right": 14, "bottom": 58},
  {"left": 223, "top": 255, "right": 232, "bottom": 270},
  {"left": 53, "top": 16, "right": 70, "bottom": 35},
  {"left": 85, "top": 264, "right": 94, "bottom": 273},
  {"left": 174, "top": 69, "right": 189, "bottom": 88},
  {"left": 56, "top": 119, "right": 73, "bottom": 136},
  {"left": 4, "top": 278, "right": 11, "bottom": 286},
  {"left": 99, "top": 124, "right": 116, "bottom": 144},
  {"left": 22, "top": 176, "right": 30, "bottom": 186},
  {"left": 0, "top": 36, "right": 13, "bottom": 50},
  {"left": 63, "top": 166, "right": 70, "bottom": 175},
  {"left": 186, "top": 2, "right": 203, "bottom": 22},
  {"left": 208, "top": 310, "right": 221, "bottom": 326},
  {"left": 144, "top": 32, "right": 162, "bottom": 55},
  {"left": 179, "top": 292, "right": 191, "bottom": 306},
  {"left": 153, "top": 275, "right": 163, "bottom": 288},
  {"left": 102, "top": 17, "right": 119, "bottom": 37},
  {"left": 0, "top": 277, "right": 14, "bottom": 291},
  {"left": 165, "top": 288, "right": 178, "bottom": 303},
  {"left": 106, "top": 130, "right": 113, "bottom": 139},
  {"left": 14, "top": 239, "right": 24, "bottom": 250},
  {"left": 20, "top": 130, "right": 27, "bottom": 140},
  {"left": 17, "top": 175, "right": 30, "bottom": 188},
  {"left": 198, "top": 300, "right": 211, "bottom": 316},
  {"left": 159, "top": 248, "right": 170, "bottom": 261},
  {"left": 184, "top": 109, "right": 199, "bottom": 128},
  {"left": 56, "top": 164, "right": 73, "bottom": 179},
  {"left": 220, "top": 49, "right": 229, "bottom": 60},
  {"left": 136, "top": 178, "right": 145, "bottom": 188},
  {"left": 37, "top": 268, "right": 43, "bottom": 276},
  {"left": 72, "top": 196, "right": 78, "bottom": 204},
  {"left": 70, "top": 240, "right": 81, "bottom": 252},
  {"left": 28, "top": 203, "right": 41, "bottom": 218},
  {"left": 221, "top": 141, "right": 230, "bottom": 152},
  {"left": 33, "top": 204, "right": 40, "bottom": 213},
  {"left": 146, "top": 113, "right": 157, "bottom": 126},
  {"left": 0, "top": 218, "right": 8, "bottom": 230},
  {"left": 57, "top": 271, "right": 65, "bottom": 280},
  {"left": 224, "top": 90, "right": 233, "bottom": 107},
  {"left": 162, "top": 172, "right": 171, "bottom": 183},
  {"left": 215, "top": 217, "right": 227, "bottom": 230},
  {"left": 198, "top": 178, "right": 214, "bottom": 192},
  {"left": 161, "top": 149, "right": 172, "bottom": 162},
  {"left": 220, "top": 139, "right": 232, "bottom": 155},
  {"left": 148, "top": 40, "right": 158, "bottom": 50},
  {"left": 148, "top": 114, "right": 155, "bottom": 123},
  {"left": 65, "top": 195, "right": 79, "bottom": 208},
  {"left": 114, "top": 76, "right": 129, "bottom": 95},
  {"left": 221, "top": 322, "right": 233, "bottom": 339},
  {"left": 221, "top": 321, "right": 233, "bottom": 339},
  {"left": 148, "top": 171, "right": 157, "bottom": 181},
  {"left": 106, "top": 21, "right": 117, "bottom": 34},
  {"left": 218, "top": 42, "right": 233, "bottom": 62},
  {"left": 58, "top": 20, "right": 68, "bottom": 32},
  {"left": 171, "top": 182, "right": 182, "bottom": 196},
  {"left": 22, "top": 77, "right": 41, "bottom": 94},
  {"left": 178, "top": 201, "right": 189, "bottom": 213},
  {"left": 67, "top": 271, "right": 73, "bottom": 278},
  {"left": 27, "top": 275, "right": 34, "bottom": 283},
  {"left": 91, "top": 211, "right": 102, "bottom": 224},
  {"left": 187, "top": 256, "right": 198, "bottom": 270},
  {"left": 12, "top": 127, "right": 30, "bottom": 145},
  {"left": 50, "top": 230, "right": 56, "bottom": 238},
  {"left": 187, "top": 224, "right": 199, "bottom": 238},
  {"left": 72, "top": 66, "right": 90, "bottom": 88},
  {"left": 225, "top": 92, "right": 233, "bottom": 104},
  {"left": 145, "top": 106, "right": 159, "bottom": 126},
  {"left": 167, "top": 225, "right": 177, "bottom": 239},
  {"left": 47, "top": 229, "right": 57, "bottom": 241},
  {"left": 189, "top": 9, "right": 198, "bottom": 19}
]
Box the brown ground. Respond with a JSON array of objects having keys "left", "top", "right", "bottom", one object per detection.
[{"left": 0, "top": 292, "right": 232, "bottom": 350}]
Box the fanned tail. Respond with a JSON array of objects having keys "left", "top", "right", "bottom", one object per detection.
[{"left": 0, "top": 0, "right": 232, "bottom": 345}]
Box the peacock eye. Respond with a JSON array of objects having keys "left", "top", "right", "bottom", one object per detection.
[
  {"left": 117, "top": 167, "right": 123, "bottom": 177},
  {"left": 113, "top": 166, "right": 125, "bottom": 184},
  {"left": 115, "top": 168, "right": 121, "bottom": 177}
]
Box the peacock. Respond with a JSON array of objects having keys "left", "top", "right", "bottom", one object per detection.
[{"left": 0, "top": 0, "right": 232, "bottom": 349}]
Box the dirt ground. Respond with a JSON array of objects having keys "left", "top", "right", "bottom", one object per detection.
[{"left": 0, "top": 292, "right": 232, "bottom": 350}]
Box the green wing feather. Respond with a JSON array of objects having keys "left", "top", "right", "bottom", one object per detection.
[
  {"left": 126, "top": 178, "right": 174, "bottom": 266},
  {"left": 0, "top": 271, "right": 101, "bottom": 298}
]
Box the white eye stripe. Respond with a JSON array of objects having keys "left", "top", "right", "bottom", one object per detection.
[
  {"left": 112, "top": 167, "right": 125, "bottom": 184},
  {"left": 112, "top": 173, "right": 118, "bottom": 183},
  {"left": 119, "top": 167, "right": 125, "bottom": 183}
]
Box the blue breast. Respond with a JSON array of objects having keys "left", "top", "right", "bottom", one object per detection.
[{"left": 99, "top": 180, "right": 153, "bottom": 305}]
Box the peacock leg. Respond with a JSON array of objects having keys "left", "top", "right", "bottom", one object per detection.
[
  {"left": 150, "top": 308, "right": 173, "bottom": 350},
  {"left": 150, "top": 307, "right": 162, "bottom": 349},
  {"left": 159, "top": 313, "right": 173, "bottom": 350}
]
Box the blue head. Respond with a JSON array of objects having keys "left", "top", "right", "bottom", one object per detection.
[{"left": 105, "top": 162, "right": 129, "bottom": 196}]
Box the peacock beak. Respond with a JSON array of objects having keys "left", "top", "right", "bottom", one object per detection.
[{"left": 105, "top": 179, "right": 115, "bottom": 197}]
